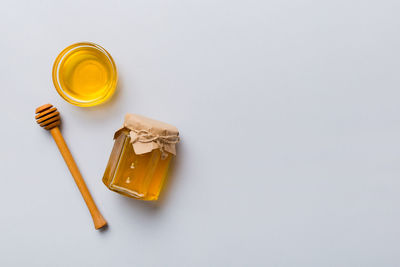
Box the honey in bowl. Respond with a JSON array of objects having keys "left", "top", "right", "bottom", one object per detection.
[{"left": 52, "top": 42, "right": 117, "bottom": 107}]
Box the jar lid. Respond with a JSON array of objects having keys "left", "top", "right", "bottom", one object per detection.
[{"left": 115, "top": 114, "right": 180, "bottom": 156}]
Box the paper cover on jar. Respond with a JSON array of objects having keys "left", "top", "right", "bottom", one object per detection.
[{"left": 114, "top": 114, "right": 180, "bottom": 156}]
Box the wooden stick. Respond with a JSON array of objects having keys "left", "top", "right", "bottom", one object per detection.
[{"left": 35, "top": 104, "right": 107, "bottom": 230}]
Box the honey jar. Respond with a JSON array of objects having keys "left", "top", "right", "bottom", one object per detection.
[{"left": 103, "top": 114, "right": 180, "bottom": 200}]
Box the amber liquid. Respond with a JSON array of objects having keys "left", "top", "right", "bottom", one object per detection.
[
  {"left": 56, "top": 45, "right": 116, "bottom": 105},
  {"left": 103, "top": 130, "right": 172, "bottom": 200}
]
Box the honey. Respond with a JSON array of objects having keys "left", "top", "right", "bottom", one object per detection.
[
  {"left": 103, "top": 114, "right": 180, "bottom": 200},
  {"left": 52, "top": 42, "right": 117, "bottom": 107},
  {"left": 103, "top": 129, "right": 172, "bottom": 200}
]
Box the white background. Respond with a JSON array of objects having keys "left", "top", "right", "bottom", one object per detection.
[{"left": 1, "top": 0, "right": 400, "bottom": 266}]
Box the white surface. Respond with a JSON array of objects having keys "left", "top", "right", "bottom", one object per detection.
[{"left": 1, "top": 0, "right": 400, "bottom": 266}]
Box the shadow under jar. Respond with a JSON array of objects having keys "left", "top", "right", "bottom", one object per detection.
[{"left": 103, "top": 114, "right": 180, "bottom": 201}]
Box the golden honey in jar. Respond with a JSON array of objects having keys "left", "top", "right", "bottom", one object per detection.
[
  {"left": 52, "top": 42, "right": 118, "bottom": 107},
  {"left": 103, "top": 114, "right": 180, "bottom": 200}
]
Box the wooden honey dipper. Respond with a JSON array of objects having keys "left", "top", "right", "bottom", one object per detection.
[{"left": 35, "top": 104, "right": 107, "bottom": 230}]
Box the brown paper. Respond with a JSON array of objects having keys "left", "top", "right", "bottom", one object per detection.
[{"left": 116, "top": 114, "right": 180, "bottom": 156}]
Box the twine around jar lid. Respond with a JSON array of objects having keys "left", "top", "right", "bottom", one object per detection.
[{"left": 115, "top": 114, "right": 180, "bottom": 157}]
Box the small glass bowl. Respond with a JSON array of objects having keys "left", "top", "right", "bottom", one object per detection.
[{"left": 52, "top": 42, "right": 118, "bottom": 107}]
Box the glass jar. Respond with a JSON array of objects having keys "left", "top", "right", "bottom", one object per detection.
[{"left": 103, "top": 114, "right": 179, "bottom": 200}]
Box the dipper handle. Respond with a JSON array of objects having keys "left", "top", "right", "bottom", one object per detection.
[{"left": 50, "top": 127, "right": 107, "bottom": 230}]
